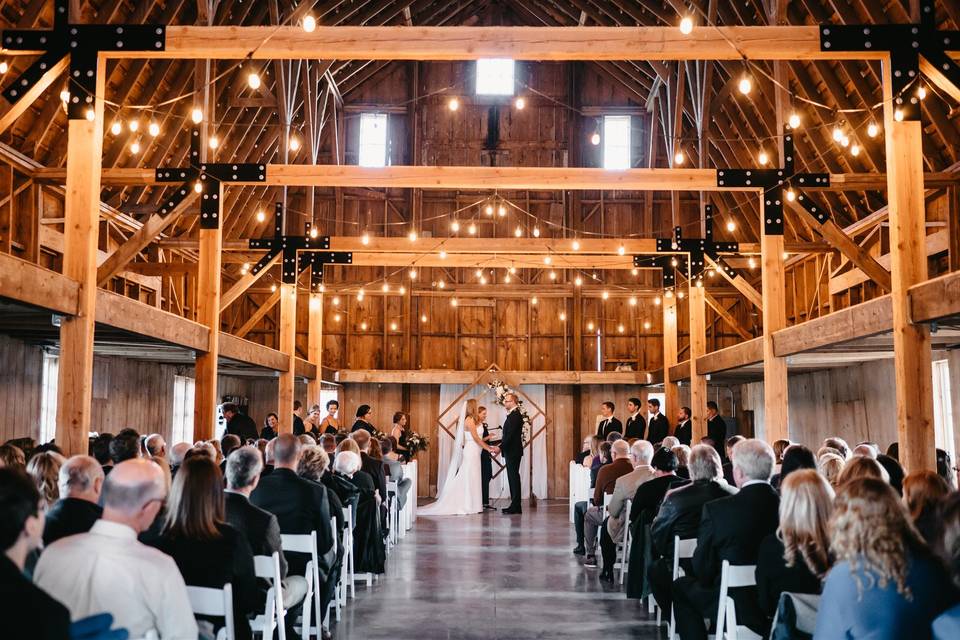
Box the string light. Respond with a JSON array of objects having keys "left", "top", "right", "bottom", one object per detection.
[
  {"left": 303, "top": 15, "right": 316, "bottom": 32},
  {"left": 707, "top": 269, "right": 715, "bottom": 278},
  {"left": 586, "top": 321, "right": 595, "bottom": 332},
  {"left": 448, "top": 97, "right": 460, "bottom": 111},
  {"left": 0, "top": 62, "right": 7, "bottom": 74},
  {"left": 421, "top": 314, "right": 428, "bottom": 323},
  {"left": 399, "top": 285, "right": 406, "bottom": 295},
  {"left": 786, "top": 189, "right": 796, "bottom": 202},
  {"left": 737, "top": 75, "right": 752, "bottom": 95},
  {"left": 475, "top": 269, "right": 483, "bottom": 278},
  {"left": 788, "top": 112, "right": 801, "bottom": 129},
  {"left": 748, "top": 257, "right": 757, "bottom": 269},
  {"left": 110, "top": 121, "right": 122, "bottom": 135},
  {"left": 208, "top": 135, "right": 219, "bottom": 149},
  {"left": 726, "top": 220, "right": 736, "bottom": 232},
  {"left": 438, "top": 280, "right": 446, "bottom": 289},
  {"left": 674, "top": 150, "right": 685, "bottom": 165},
  {"left": 408, "top": 230, "right": 418, "bottom": 242},
  {"left": 758, "top": 150, "right": 769, "bottom": 165},
  {"left": 559, "top": 312, "right": 567, "bottom": 321},
  {"left": 617, "top": 324, "right": 625, "bottom": 333},
  {"left": 256, "top": 210, "right": 266, "bottom": 223},
  {"left": 468, "top": 223, "right": 477, "bottom": 235},
  {"left": 643, "top": 321, "right": 651, "bottom": 330},
  {"left": 514, "top": 226, "right": 522, "bottom": 237},
  {"left": 409, "top": 269, "right": 417, "bottom": 279},
  {"left": 361, "top": 233, "right": 370, "bottom": 245},
  {"left": 84, "top": 108, "right": 94, "bottom": 122},
  {"left": 59, "top": 89, "right": 70, "bottom": 103},
  {"left": 241, "top": 262, "right": 250, "bottom": 273},
  {"left": 508, "top": 266, "right": 517, "bottom": 274},
  {"left": 357, "top": 289, "right": 365, "bottom": 301},
  {"left": 247, "top": 72, "right": 261, "bottom": 90},
  {"left": 193, "top": 181, "right": 203, "bottom": 193},
  {"left": 484, "top": 204, "right": 494, "bottom": 216},
  {"left": 617, "top": 245, "right": 626, "bottom": 256},
  {"left": 439, "top": 250, "right": 447, "bottom": 259},
  {"left": 334, "top": 313, "right": 341, "bottom": 322},
  {"left": 590, "top": 131, "right": 601, "bottom": 146},
  {"left": 867, "top": 122, "right": 879, "bottom": 138},
  {"left": 631, "top": 268, "right": 639, "bottom": 276},
  {"left": 504, "top": 274, "right": 511, "bottom": 283},
  {"left": 360, "top": 321, "right": 368, "bottom": 331},
  {"left": 572, "top": 240, "right": 580, "bottom": 251},
  {"left": 696, "top": 280, "right": 704, "bottom": 288},
  {"left": 126, "top": 119, "right": 139, "bottom": 132},
  {"left": 191, "top": 108, "right": 203, "bottom": 124},
  {"left": 451, "top": 220, "right": 460, "bottom": 232},
  {"left": 309, "top": 227, "right": 319, "bottom": 239},
  {"left": 497, "top": 205, "right": 507, "bottom": 217},
  {"left": 531, "top": 297, "right": 538, "bottom": 305},
  {"left": 677, "top": 290, "right": 685, "bottom": 299},
  {"left": 148, "top": 121, "right": 160, "bottom": 137},
  {"left": 832, "top": 126, "right": 844, "bottom": 142},
  {"left": 601, "top": 290, "right": 609, "bottom": 300},
  {"left": 270, "top": 284, "right": 277, "bottom": 292},
  {"left": 480, "top": 276, "right": 488, "bottom": 285},
  {"left": 390, "top": 322, "right": 398, "bottom": 331},
  {"left": 894, "top": 109, "right": 904, "bottom": 122},
  {"left": 629, "top": 296, "right": 638, "bottom": 306},
  {"left": 549, "top": 271, "right": 557, "bottom": 280},
  {"left": 574, "top": 276, "right": 582, "bottom": 286},
  {"left": 381, "top": 282, "right": 390, "bottom": 292},
  {"left": 916, "top": 85, "right": 927, "bottom": 100},
  {"left": 129, "top": 139, "right": 141, "bottom": 154},
  {"left": 679, "top": 16, "right": 694, "bottom": 34},
  {"left": 451, "top": 298, "right": 458, "bottom": 307},
  {"left": 670, "top": 257, "right": 678, "bottom": 268},
  {"left": 850, "top": 144, "right": 861, "bottom": 157},
  {"left": 543, "top": 256, "right": 552, "bottom": 265},
  {"left": 840, "top": 135, "right": 850, "bottom": 148},
  {"left": 654, "top": 296, "right": 662, "bottom": 306},
  {"left": 289, "top": 136, "right": 301, "bottom": 151},
  {"left": 332, "top": 296, "right": 340, "bottom": 306},
  {"left": 514, "top": 97, "right": 526, "bottom": 110},
  {"left": 533, "top": 227, "right": 540, "bottom": 238},
  {"left": 665, "top": 290, "right": 673, "bottom": 299}
]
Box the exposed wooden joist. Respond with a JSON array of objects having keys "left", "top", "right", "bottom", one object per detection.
[
  {"left": 0, "top": 251, "right": 79, "bottom": 316},
  {"left": 335, "top": 368, "right": 657, "bottom": 384},
  {"left": 220, "top": 253, "right": 280, "bottom": 311},
  {"left": 277, "top": 282, "right": 297, "bottom": 431},
  {"left": 772, "top": 295, "right": 893, "bottom": 356}
]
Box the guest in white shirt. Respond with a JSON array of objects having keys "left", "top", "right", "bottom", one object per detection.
[{"left": 34, "top": 458, "right": 197, "bottom": 640}]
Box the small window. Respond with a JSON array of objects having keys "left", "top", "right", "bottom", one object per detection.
[
  {"left": 475, "top": 58, "right": 515, "bottom": 96},
  {"left": 933, "top": 359, "right": 955, "bottom": 465},
  {"left": 358, "top": 113, "right": 388, "bottom": 168},
  {"left": 39, "top": 352, "right": 59, "bottom": 444},
  {"left": 171, "top": 374, "right": 195, "bottom": 445},
  {"left": 602, "top": 115, "right": 632, "bottom": 170}
]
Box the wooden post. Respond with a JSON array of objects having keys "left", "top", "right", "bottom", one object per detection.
[
  {"left": 761, "top": 199, "right": 789, "bottom": 442},
  {"left": 688, "top": 282, "right": 707, "bottom": 441},
  {"left": 278, "top": 282, "right": 297, "bottom": 432},
  {"left": 194, "top": 195, "right": 223, "bottom": 441},
  {"left": 306, "top": 291, "right": 323, "bottom": 405},
  {"left": 882, "top": 63, "right": 935, "bottom": 473},
  {"left": 56, "top": 67, "right": 106, "bottom": 456},
  {"left": 663, "top": 293, "right": 680, "bottom": 424}
]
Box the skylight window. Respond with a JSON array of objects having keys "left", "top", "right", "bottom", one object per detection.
[
  {"left": 358, "top": 113, "right": 388, "bottom": 168},
  {"left": 475, "top": 58, "right": 515, "bottom": 96}
]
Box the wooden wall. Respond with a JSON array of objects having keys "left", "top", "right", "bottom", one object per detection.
[{"left": 0, "top": 334, "right": 42, "bottom": 443}]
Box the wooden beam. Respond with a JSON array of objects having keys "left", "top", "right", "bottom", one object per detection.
[
  {"left": 307, "top": 292, "right": 323, "bottom": 402},
  {"left": 220, "top": 253, "right": 280, "bottom": 311},
  {"left": 697, "top": 338, "right": 763, "bottom": 375},
  {"left": 0, "top": 56, "right": 69, "bottom": 136},
  {"left": 761, "top": 206, "right": 789, "bottom": 443},
  {"left": 829, "top": 230, "right": 948, "bottom": 295},
  {"left": 335, "top": 369, "right": 657, "bottom": 384},
  {"left": 883, "top": 61, "right": 936, "bottom": 474},
  {"left": 910, "top": 269, "right": 960, "bottom": 323},
  {"left": 95, "top": 290, "right": 208, "bottom": 352},
  {"left": 193, "top": 197, "right": 223, "bottom": 441},
  {"left": 277, "top": 282, "right": 297, "bottom": 433},
  {"left": 662, "top": 293, "right": 680, "bottom": 424},
  {"left": 703, "top": 289, "right": 752, "bottom": 340},
  {"left": 220, "top": 333, "right": 287, "bottom": 371},
  {"left": 772, "top": 295, "right": 892, "bottom": 356},
  {"left": 55, "top": 67, "right": 105, "bottom": 457},
  {"left": 95, "top": 192, "right": 199, "bottom": 287},
  {"left": 706, "top": 254, "right": 763, "bottom": 309},
  {"left": 688, "top": 283, "right": 707, "bottom": 441},
  {"left": 0, "top": 251, "right": 79, "bottom": 315},
  {"left": 236, "top": 289, "right": 281, "bottom": 338}
]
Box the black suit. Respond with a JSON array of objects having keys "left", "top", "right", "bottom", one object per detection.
[
  {"left": 250, "top": 468, "right": 336, "bottom": 580},
  {"left": 647, "top": 413, "right": 669, "bottom": 444},
  {"left": 360, "top": 452, "right": 387, "bottom": 502},
  {"left": 42, "top": 497, "right": 102, "bottom": 546},
  {"left": 675, "top": 420, "right": 692, "bottom": 446},
  {"left": 706, "top": 415, "right": 727, "bottom": 455},
  {"left": 672, "top": 482, "right": 780, "bottom": 639},
  {"left": 624, "top": 412, "right": 646, "bottom": 440},
  {"left": 292, "top": 414, "right": 305, "bottom": 436},
  {"left": 226, "top": 412, "right": 259, "bottom": 442},
  {"left": 501, "top": 408, "right": 524, "bottom": 512},
  {"left": 0, "top": 555, "right": 71, "bottom": 640},
  {"left": 225, "top": 491, "right": 287, "bottom": 578},
  {"left": 596, "top": 416, "right": 623, "bottom": 439},
  {"left": 480, "top": 422, "right": 493, "bottom": 505}
]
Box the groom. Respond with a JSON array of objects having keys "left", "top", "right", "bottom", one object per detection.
[{"left": 501, "top": 393, "right": 524, "bottom": 514}]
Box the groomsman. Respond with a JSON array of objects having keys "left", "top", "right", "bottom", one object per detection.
[
  {"left": 478, "top": 406, "right": 498, "bottom": 510},
  {"left": 674, "top": 406, "right": 692, "bottom": 446},
  {"left": 706, "top": 401, "right": 728, "bottom": 458},
  {"left": 596, "top": 402, "right": 622, "bottom": 439},
  {"left": 646, "top": 398, "right": 669, "bottom": 445},
  {"left": 624, "top": 397, "right": 646, "bottom": 440}
]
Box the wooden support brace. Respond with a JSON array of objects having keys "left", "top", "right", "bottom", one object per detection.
[
  {"left": 0, "top": 55, "right": 69, "bottom": 136},
  {"left": 277, "top": 282, "right": 297, "bottom": 432},
  {"left": 236, "top": 289, "right": 281, "bottom": 338},
  {"left": 761, "top": 201, "right": 789, "bottom": 443},
  {"left": 704, "top": 289, "right": 752, "bottom": 341},
  {"left": 706, "top": 254, "right": 763, "bottom": 310},
  {"left": 220, "top": 252, "right": 280, "bottom": 312}
]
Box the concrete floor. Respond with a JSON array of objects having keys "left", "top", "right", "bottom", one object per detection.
[{"left": 333, "top": 499, "right": 663, "bottom": 639}]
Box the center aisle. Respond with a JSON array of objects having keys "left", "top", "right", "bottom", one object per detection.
[{"left": 335, "top": 500, "right": 662, "bottom": 639}]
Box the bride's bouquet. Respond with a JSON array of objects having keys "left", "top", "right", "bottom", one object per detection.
[
  {"left": 404, "top": 431, "right": 430, "bottom": 458},
  {"left": 487, "top": 380, "right": 532, "bottom": 445}
]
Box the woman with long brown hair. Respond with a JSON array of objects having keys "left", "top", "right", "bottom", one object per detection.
[
  {"left": 756, "top": 469, "right": 834, "bottom": 620},
  {"left": 153, "top": 456, "right": 258, "bottom": 640},
  {"left": 903, "top": 470, "right": 951, "bottom": 544},
  {"left": 814, "top": 477, "right": 956, "bottom": 639}
]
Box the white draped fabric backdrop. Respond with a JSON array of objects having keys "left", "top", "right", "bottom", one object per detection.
[{"left": 436, "top": 384, "right": 548, "bottom": 500}]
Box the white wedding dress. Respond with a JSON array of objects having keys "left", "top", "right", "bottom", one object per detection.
[{"left": 419, "top": 408, "right": 483, "bottom": 516}]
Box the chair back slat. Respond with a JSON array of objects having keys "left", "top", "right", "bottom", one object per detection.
[
  {"left": 186, "top": 584, "right": 235, "bottom": 640},
  {"left": 281, "top": 531, "right": 317, "bottom": 554}
]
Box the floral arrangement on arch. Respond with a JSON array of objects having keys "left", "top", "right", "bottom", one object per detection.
[{"left": 487, "top": 379, "right": 532, "bottom": 445}]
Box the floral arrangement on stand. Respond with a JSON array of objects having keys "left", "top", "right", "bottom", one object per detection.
[
  {"left": 487, "top": 379, "right": 532, "bottom": 445},
  {"left": 404, "top": 431, "right": 430, "bottom": 459}
]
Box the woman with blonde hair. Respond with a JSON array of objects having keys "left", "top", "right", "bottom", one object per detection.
[
  {"left": 814, "top": 477, "right": 956, "bottom": 639},
  {"left": 26, "top": 451, "right": 65, "bottom": 509},
  {"left": 583, "top": 435, "right": 602, "bottom": 468},
  {"left": 818, "top": 452, "right": 845, "bottom": 488},
  {"left": 756, "top": 469, "right": 834, "bottom": 619},
  {"left": 835, "top": 454, "right": 888, "bottom": 486}
]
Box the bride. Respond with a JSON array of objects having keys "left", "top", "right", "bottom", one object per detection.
[{"left": 419, "top": 398, "right": 498, "bottom": 516}]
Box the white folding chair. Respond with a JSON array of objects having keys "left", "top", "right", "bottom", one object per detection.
[
  {"left": 342, "top": 506, "right": 356, "bottom": 599},
  {"left": 386, "top": 480, "right": 400, "bottom": 548},
  {"left": 615, "top": 498, "right": 632, "bottom": 584},
  {"left": 186, "top": 583, "right": 235, "bottom": 640},
  {"left": 251, "top": 552, "right": 286, "bottom": 640},
  {"left": 346, "top": 504, "right": 374, "bottom": 589},
  {"left": 713, "top": 561, "right": 762, "bottom": 640},
  {"left": 324, "top": 516, "right": 341, "bottom": 626},
  {"left": 281, "top": 531, "right": 319, "bottom": 639},
  {"left": 669, "top": 537, "right": 698, "bottom": 640}
]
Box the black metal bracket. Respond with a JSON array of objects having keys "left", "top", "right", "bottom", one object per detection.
[
  {"left": 634, "top": 254, "right": 682, "bottom": 290},
  {"left": 716, "top": 128, "right": 829, "bottom": 235},
  {"left": 819, "top": 0, "right": 960, "bottom": 121},
  {"left": 793, "top": 192, "right": 831, "bottom": 225},
  {"left": 1, "top": 0, "right": 165, "bottom": 119},
  {"left": 155, "top": 127, "right": 266, "bottom": 229},
  {"left": 659, "top": 205, "right": 738, "bottom": 281},
  {"left": 247, "top": 202, "right": 351, "bottom": 285}
]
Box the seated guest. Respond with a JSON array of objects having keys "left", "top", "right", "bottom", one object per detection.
[
  {"left": 815, "top": 477, "right": 956, "bottom": 639},
  {"left": 221, "top": 434, "right": 242, "bottom": 461},
  {"left": 296, "top": 446, "right": 346, "bottom": 614},
  {"left": 823, "top": 437, "right": 851, "bottom": 461},
  {"left": 145, "top": 434, "right": 166, "bottom": 459},
  {"left": 721, "top": 435, "right": 744, "bottom": 485},
  {"left": 380, "top": 438, "right": 412, "bottom": 510},
  {"left": 154, "top": 456, "right": 258, "bottom": 640},
  {"left": 934, "top": 494, "right": 960, "bottom": 639},
  {"left": 853, "top": 442, "right": 878, "bottom": 458},
  {"left": 262, "top": 438, "right": 276, "bottom": 475},
  {"left": 0, "top": 442, "right": 25, "bottom": 469},
  {"left": 109, "top": 432, "right": 140, "bottom": 464},
  {"left": 903, "top": 470, "right": 950, "bottom": 544},
  {"left": 91, "top": 435, "right": 113, "bottom": 475},
  {"left": 26, "top": 451, "right": 65, "bottom": 509},
  {"left": 352, "top": 429, "right": 387, "bottom": 506},
  {"left": 351, "top": 404, "right": 376, "bottom": 433},
  {"left": 836, "top": 455, "right": 888, "bottom": 486},
  {"left": 0, "top": 468, "right": 72, "bottom": 639},
  {"left": 320, "top": 434, "right": 337, "bottom": 455},
  {"left": 672, "top": 445, "right": 691, "bottom": 479},
  {"left": 43, "top": 455, "right": 103, "bottom": 546},
  {"left": 661, "top": 436, "right": 680, "bottom": 451},
  {"left": 223, "top": 403, "right": 259, "bottom": 443},
  {"left": 251, "top": 435, "right": 337, "bottom": 610},
  {"left": 818, "top": 452, "right": 845, "bottom": 488},
  {"left": 877, "top": 452, "right": 905, "bottom": 495},
  {"left": 261, "top": 413, "right": 279, "bottom": 440},
  {"left": 35, "top": 459, "right": 197, "bottom": 639},
  {"left": 771, "top": 444, "right": 817, "bottom": 490},
  {"left": 647, "top": 445, "right": 735, "bottom": 613},
  {"left": 298, "top": 434, "right": 315, "bottom": 447},
  {"left": 593, "top": 440, "right": 655, "bottom": 556},
  {"left": 580, "top": 440, "right": 633, "bottom": 568},
  {"left": 671, "top": 438, "right": 780, "bottom": 640},
  {"left": 573, "top": 437, "right": 592, "bottom": 465},
  {"left": 756, "top": 470, "right": 833, "bottom": 622},
  {"left": 772, "top": 438, "right": 791, "bottom": 472},
  {"left": 168, "top": 442, "right": 190, "bottom": 475},
  {"left": 937, "top": 449, "right": 957, "bottom": 491},
  {"left": 590, "top": 441, "right": 612, "bottom": 488},
  {"left": 333, "top": 451, "right": 385, "bottom": 575},
  {"left": 323, "top": 449, "right": 361, "bottom": 516}
]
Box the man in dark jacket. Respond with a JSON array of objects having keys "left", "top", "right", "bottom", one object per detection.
[
  {"left": 623, "top": 397, "right": 646, "bottom": 440},
  {"left": 706, "top": 401, "right": 728, "bottom": 458},
  {"left": 501, "top": 393, "right": 525, "bottom": 514},
  {"left": 647, "top": 444, "right": 736, "bottom": 617},
  {"left": 223, "top": 403, "right": 259, "bottom": 442},
  {"left": 596, "top": 401, "right": 623, "bottom": 439},
  {"left": 674, "top": 406, "right": 693, "bottom": 447},
  {"left": 43, "top": 456, "right": 103, "bottom": 546},
  {"left": 646, "top": 398, "right": 670, "bottom": 444},
  {"left": 671, "top": 439, "right": 780, "bottom": 640}
]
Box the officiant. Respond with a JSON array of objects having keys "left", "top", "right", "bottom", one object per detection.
[{"left": 479, "top": 405, "right": 500, "bottom": 510}]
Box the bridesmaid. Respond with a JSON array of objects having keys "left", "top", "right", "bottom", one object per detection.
[
  {"left": 390, "top": 412, "right": 412, "bottom": 462},
  {"left": 319, "top": 399, "right": 341, "bottom": 435},
  {"left": 260, "top": 413, "right": 279, "bottom": 440}
]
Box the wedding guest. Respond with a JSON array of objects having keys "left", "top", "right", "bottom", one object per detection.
[
  {"left": 381, "top": 438, "right": 412, "bottom": 510},
  {"left": 672, "top": 444, "right": 691, "bottom": 479},
  {"left": 320, "top": 400, "right": 340, "bottom": 435},
  {"left": 937, "top": 449, "right": 957, "bottom": 490},
  {"left": 647, "top": 444, "right": 734, "bottom": 613},
  {"left": 353, "top": 429, "right": 387, "bottom": 530},
  {"left": 574, "top": 437, "right": 592, "bottom": 465},
  {"left": 26, "top": 451, "right": 64, "bottom": 509},
  {"left": 818, "top": 452, "right": 845, "bottom": 488},
  {"left": 584, "top": 440, "right": 654, "bottom": 557},
  {"left": 853, "top": 442, "right": 879, "bottom": 458},
  {"left": 674, "top": 407, "right": 692, "bottom": 446},
  {"left": 903, "top": 470, "right": 950, "bottom": 544},
  {"left": 352, "top": 404, "right": 376, "bottom": 433},
  {"left": 292, "top": 400, "right": 306, "bottom": 436},
  {"left": 168, "top": 442, "right": 190, "bottom": 474},
  {"left": 815, "top": 477, "right": 956, "bottom": 639},
  {"left": 262, "top": 438, "right": 276, "bottom": 475},
  {"left": 933, "top": 494, "right": 960, "bottom": 638},
  {"left": 208, "top": 439, "right": 225, "bottom": 465},
  {"left": 223, "top": 403, "right": 259, "bottom": 442},
  {"left": 590, "top": 441, "right": 612, "bottom": 489},
  {"left": 671, "top": 439, "right": 779, "bottom": 640},
  {"left": 323, "top": 449, "right": 361, "bottom": 515},
  {"left": 756, "top": 470, "right": 833, "bottom": 621},
  {"left": 0, "top": 442, "right": 25, "bottom": 469},
  {"left": 298, "top": 434, "right": 315, "bottom": 447},
  {"left": 646, "top": 398, "right": 669, "bottom": 445},
  {"left": 221, "top": 433, "right": 242, "bottom": 459},
  {"left": 320, "top": 434, "right": 337, "bottom": 455},
  {"left": 35, "top": 459, "right": 197, "bottom": 639},
  {"left": 91, "top": 435, "right": 113, "bottom": 474},
  {"left": 823, "top": 437, "right": 851, "bottom": 460},
  {"left": 581, "top": 440, "right": 632, "bottom": 568},
  {"left": 0, "top": 468, "right": 72, "bottom": 639},
  {"left": 836, "top": 455, "right": 888, "bottom": 486},
  {"left": 705, "top": 401, "right": 727, "bottom": 458},
  {"left": 43, "top": 455, "right": 103, "bottom": 546},
  {"left": 773, "top": 439, "right": 791, "bottom": 470},
  {"left": 390, "top": 411, "right": 412, "bottom": 461},
  {"left": 582, "top": 436, "right": 602, "bottom": 469},
  {"left": 261, "top": 413, "right": 279, "bottom": 440},
  {"left": 878, "top": 452, "right": 905, "bottom": 495},
  {"left": 722, "top": 435, "right": 745, "bottom": 484},
  {"left": 145, "top": 434, "right": 167, "bottom": 459},
  {"left": 771, "top": 444, "right": 817, "bottom": 490},
  {"left": 624, "top": 397, "right": 646, "bottom": 440},
  {"left": 333, "top": 450, "right": 385, "bottom": 575},
  {"left": 109, "top": 432, "right": 141, "bottom": 464},
  {"left": 596, "top": 401, "right": 622, "bottom": 440}
]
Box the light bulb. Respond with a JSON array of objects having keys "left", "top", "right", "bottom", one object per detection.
[
  {"left": 485, "top": 204, "right": 494, "bottom": 216},
  {"left": 289, "top": 136, "right": 300, "bottom": 151},
  {"left": 533, "top": 227, "right": 540, "bottom": 238},
  {"left": 194, "top": 181, "right": 203, "bottom": 193},
  {"left": 786, "top": 189, "right": 796, "bottom": 202},
  {"left": 408, "top": 230, "right": 417, "bottom": 242},
  {"left": 438, "top": 280, "right": 445, "bottom": 289},
  {"left": 409, "top": 269, "right": 417, "bottom": 279},
  {"left": 514, "top": 97, "right": 526, "bottom": 110},
  {"left": 448, "top": 97, "right": 460, "bottom": 111},
  {"left": 390, "top": 322, "right": 398, "bottom": 331},
  {"left": 504, "top": 274, "right": 511, "bottom": 283},
  {"left": 629, "top": 296, "right": 638, "bottom": 306},
  {"left": 110, "top": 121, "right": 122, "bottom": 135},
  {"left": 783, "top": 251, "right": 789, "bottom": 260},
  {"left": 601, "top": 290, "right": 609, "bottom": 300},
  {"left": 468, "top": 223, "right": 477, "bottom": 235},
  {"left": 726, "top": 220, "right": 736, "bottom": 232},
  {"left": 617, "top": 324, "right": 625, "bottom": 333},
  {"left": 148, "top": 121, "right": 160, "bottom": 137},
  {"left": 674, "top": 150, "right": 685, "bottom": 165},
  {"left": 758, "top": 150, "right": 769, "bottom": 165},
  {"left": 531, "top": 297, "right": 538, "bottom": 305},
  {"left": 382, "top": 282, "right": 389, "bottom": 292},
  {"left": 309, "top": 227, "right": 319, "bottom": 239},
  {"left": 665, "top": 290, "right": 673, "bottom": 299},
  {"left": 543, "top": 256, "right": 552, "bottom": 265},
  {"left": 270, "top": 284, "right": 277, "bottom": 292},
  {"left": 85, "top": 108, "right": 94, "bottom": 121},
  {"left": 549, "top": 271, "right": 557, "bottom": 280},
  {"left": 451, "top": 221, "right": 460, "bottom": 232},
  {"left": 840, "top": 135, "right": 850, "bottom": 148},
  {"left": 867, "top": 122, "right": 879, "bottom": 138},
  {"left": 696, "top": 280, "right": 703, "bottom": 288},
  {"left": 617, "top": 245, "right": 626, "bottom": 256},
  {"left": 334, "top": 313, "right": 341, "bottom": 322},
  {"left": 360, "top": 321, "right": 367, "bottom": 331},
  {"left": 514, "top": 227, "right": 522, "bottom": 237},
  {"left": 738, "top": 76, "right": 752, "bottom": 95},
  {"left": 361, "top": 233, "right": 370, "bottom": 245},
  {"left": 670, "top": 257, "right": 678, "bottom": 267},
  {"left": 788, "top": 112, "right": 801, "bottom": 129},
  {"left": 707, "top": 269, "right": 715, "bottom": 278},
  {"left": 256, "top": 210, "right": 266, "bottom": 223},
  {"left": 508, "top": 266, "right": 517, "bottom": 274},
  {"left": 451, "top": 298, "right": 458, "bottom": 307},
  {"left": 497, "top": 205, "right": 506, "bottom": 217},
  {"left": 242, "top": 262, "right": 250, "bottom": 272},
  {"left": 677, "top": 290, "right": 685, "bottom": 299},
  {"left": 590, "top": 132, "right": 601, "bottom": 146},
  {"left": 894, "top": 109, "right": 904, "bottom": 122},
  {"left": 191, "top": 108, "right": 203, "bottom": 124},
  {"left": 247, "top": 72, "right": 261, "bottom": 90},
  {"left": 632, "top": 268, "right": 639, "bottom": 276},
  {"left": 643, "top": 321, "right": 651, "bottom": 330},
  {"left": 748, "top": 257, "right": 757, "bottom": 269},
  {"left": 59, "top": 89, "right": 70, "bottom": 103},
  {"left": 129, "top": 140, "right": 140, "bottom": 154},
  {"left": 0, "top": 62, "right": 7, "bottom": 74},
  {"left": 208, "top": 135, "right": 219, "bottom": 149},
  {"left": 303, "top": 15, "right": 316, "bottom": 32},
  {"left": 421, "top": 314, "right": 428, "bottom": 323},
  {"left": 654, "top": 296, "right": 661, "bottom": 306},
  {"left": 399, "top": 284, "right": 406, "bottom": 294},
  {"left": 572, "top": 240, "right": 580, "bottom": 251},
  {"left": 850, "top": 144, "right": 860, "bottom": 157},
  {"left": 586, "top": 321, "right": 595, "bottom": 332},
  {"left": 475, "top": 269, "right": 483, "bottom": 278},
  {"left": 574, "top": 276, "right": 582, "bottom": 286},
  {"left": 832, "top": 126, "right": 843, "bottom": 142},
  {"left": 439, "top": 250, "right": 447, "bottom": 259},
  {"left": 679, "top": 16, "right": 693, "bottom": 34},
  {"left": 480, "top": 276, "right": 487, "bottom": 285},
  {"left": 128, "top": 120, "right": 139, "bottom": 132},
  {"left": 332, "top": 296, "right": 340, "bottom": 306},
  {"left": 357, "top": 289, "right": 365, "bottom": 301},
  {"left": 917, "top": 85, "right": 927, "bottom": 100},
  {"left": 559, "top": 312, "right": 567, "bottom": 321}
]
